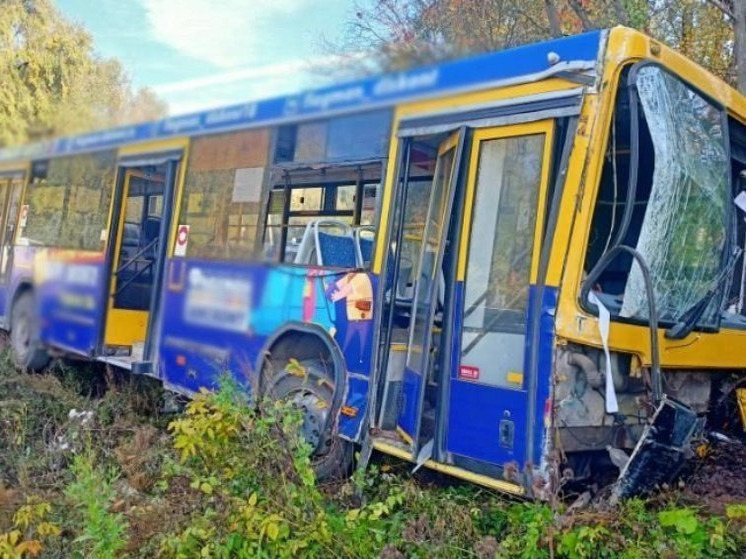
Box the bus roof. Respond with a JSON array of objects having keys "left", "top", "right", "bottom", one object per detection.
[{"left": 0, "top": 29, "right": 603, "bottom": 164}]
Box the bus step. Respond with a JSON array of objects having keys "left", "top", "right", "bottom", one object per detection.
[{"left": 96, "top": 355, "right": 153, "bottom": 375}]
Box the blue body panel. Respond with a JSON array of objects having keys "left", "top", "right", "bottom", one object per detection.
[
  {"left": 0, "top": 31, "right": 601, "bottom": 163},
  {"left": 35, "top": 251, "right": 108, "bottom": 356},
  {"left": 0, "top": 247, "right": 105, "bottom": 353},
  {"left": 529, "top": 285, "right": 558, "bottom": 466},
  {"left": 0, "top": 284, "right": 8, "bottom": 319},
  {"left": 0, "top": 26, "right": 598, "bottom": 483},
  {"left": 445, "top": 283, "right": 558, "bottom": 469},
  {"left": 157, "top": 259, "right": 377, "bottom": 440},
  {"left": 398, "top": 365, "right": 421, "bottom": 437}
]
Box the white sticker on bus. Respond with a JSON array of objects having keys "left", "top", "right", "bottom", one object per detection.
[
  {"left": 174, "top": 224, "right": 189, "bottom": 257},
  {"left": 232, "top": 167, "right": 264, "bottom": 203}
]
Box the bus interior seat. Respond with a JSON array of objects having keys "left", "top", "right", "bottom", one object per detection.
[
  {"left": 295, "top": 219, "right": 360, "bottom": 268},
  {"left": 354, "top": 226, "right": 375, "bottom": 267},
  {"left": 143, "top": 216, "right": 160, "bottom": 242},
  {"left": 122, "top": 223, "right": 140, "bottom": 246}
]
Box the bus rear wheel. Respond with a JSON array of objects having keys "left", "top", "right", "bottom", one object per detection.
[
  {"left": 265, "top": 358, "right": 353, "bottom": 482},
  {"left": 10, "top": 291, "right": 50, "bottom": 371}
]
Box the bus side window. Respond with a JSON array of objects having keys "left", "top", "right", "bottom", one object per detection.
[
  {"left": 264, "top": 110, "right": 391, "bottom": 268},
  {"left": 261, "top": 166, "right": 383, "bottom": 267},
  {"left": 177, "top": 129, "right": 270, "bottom": 261},
  {"left": 22, "top": 152, "right": 116, "bottom": 251}
]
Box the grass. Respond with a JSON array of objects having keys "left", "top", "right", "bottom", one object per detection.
[{"left": 0, "top": 354, "right": 744, "bottom": 558}]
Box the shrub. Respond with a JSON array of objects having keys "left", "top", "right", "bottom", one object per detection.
[{"left": 64, "top": 452, "right": 129, "bottom": 558}]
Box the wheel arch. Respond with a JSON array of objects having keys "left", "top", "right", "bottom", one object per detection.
[
  {"left": 8, "top": 277, "right": 35, "bottom": 329},
  {"left": 255, "top": 321, "right": 347, "bottom": 419}
]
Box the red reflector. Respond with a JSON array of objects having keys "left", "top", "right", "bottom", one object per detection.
[
  {"left": 176, "top": 355, "right": 186, "bottom": 366},
  {"left": 354, "top": 300, "right": 372, "bottom": 312}
]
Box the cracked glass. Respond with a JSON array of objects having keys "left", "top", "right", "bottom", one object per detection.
[{"left": 621, "top": 66, "right": 731, "bottom": 326}]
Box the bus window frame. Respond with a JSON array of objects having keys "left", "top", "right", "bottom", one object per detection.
[
  {"left": 21, "top": 150, "right": 118, "bottom": 252},
  {"left": 263, "top": 161, "right": 386, "bottom": 266}
]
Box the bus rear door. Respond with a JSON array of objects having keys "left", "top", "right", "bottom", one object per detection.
[{"left": 102, "top": 148, "right": 183, "bottom": 366}]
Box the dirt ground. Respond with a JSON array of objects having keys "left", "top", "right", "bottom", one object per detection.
[{"left": 683, "top": 440, "right": 746, "bottom": 514}]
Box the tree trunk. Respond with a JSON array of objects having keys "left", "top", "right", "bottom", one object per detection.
[
  {"left": 613, "top": 0, "right": 630, "bottom": 27},
  {"left": 544, "top": 0, "right": 561, "bottom": 38},
  {"left": 567, "top": 0, "right": 595, "bottom": 31},
  {"left": 735, "top": 0, "right": 746, "bottom": 94}
]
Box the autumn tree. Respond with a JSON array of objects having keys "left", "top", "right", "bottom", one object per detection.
[
  {"left": 328, "top": 0, "right": 745, "bottom": 92},
  {"left": 0, "top": 0, "right": 166, "bottom": 148},
  {"left": 702, "top": 0, "right": 746, "bottom": 92}
]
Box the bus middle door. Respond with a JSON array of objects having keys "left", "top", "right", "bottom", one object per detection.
[{"left": 103, "top": 154, "right": 180, "bottom": 364}]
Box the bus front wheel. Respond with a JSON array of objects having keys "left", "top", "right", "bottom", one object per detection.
[
  {"left": 10, "top": 291, "right": 50, "bottom": 371},
  {"left": 265, "top": 358, "right": 353, "bottom": 482}
]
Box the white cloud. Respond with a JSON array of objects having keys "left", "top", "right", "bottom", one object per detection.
[
  {"left": 139, "top": 0, "right": 311, "bottom": 68},
  {"left": 158, "top": 66, "right": 312, "bottom": 115},
  {"left": 153, "top": 52, "right": 367, "bottom": 115},
  {"left": 153, "top": 57, "right": 316, "bottom": 95}
]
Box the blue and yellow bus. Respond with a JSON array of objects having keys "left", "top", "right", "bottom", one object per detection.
[{"left": 1, "top": 27, "right": 745, "bottom": 499}]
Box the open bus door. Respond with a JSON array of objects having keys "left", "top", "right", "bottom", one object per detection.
[
  {"left": 377, "top": 118, "right": 555, "bottom": 480},
  {"left": 102, "top": 149, "right": 182, "bottom": 367},
  {"left": 444, "top": 120, "right": 555, "bottom": 472},
  {"left": 395, "top": 130, "right": 464, "bottom": 458}
]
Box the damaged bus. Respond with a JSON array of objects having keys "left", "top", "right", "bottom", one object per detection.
[{"left": 0, "top": 26, "right": 744, "bottom": 499}]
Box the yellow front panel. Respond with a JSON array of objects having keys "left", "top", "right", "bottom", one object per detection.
[{"left": 554, "top": 27, "right": 746, "bottom": 369}]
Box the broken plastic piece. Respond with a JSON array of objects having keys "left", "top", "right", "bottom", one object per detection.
[{"left": 610, "top": 396, "right": 703, "bottom": 503}]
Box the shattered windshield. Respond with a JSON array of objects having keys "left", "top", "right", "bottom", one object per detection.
[{"left": 620, "top": 65, "right": 731, "bottom": 326}]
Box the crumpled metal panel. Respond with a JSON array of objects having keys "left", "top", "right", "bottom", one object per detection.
[{"left": 621, "top": 65, "right": 730, "bottom": 325}]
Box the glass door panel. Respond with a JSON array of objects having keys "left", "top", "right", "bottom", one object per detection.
[{"left": 397, "top": 130, "right": 462, "bottom": 448}]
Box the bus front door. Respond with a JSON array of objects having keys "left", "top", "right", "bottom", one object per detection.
[
  {"left": 103, "top": 159, "right": 179, "bottom": 363},
  {"left": 446, "top": 120, "right": 555, "bottom": 472}
]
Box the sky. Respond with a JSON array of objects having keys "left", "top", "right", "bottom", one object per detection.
[{"left": 56, "top": 0, "right": 353, "bottom": 116}]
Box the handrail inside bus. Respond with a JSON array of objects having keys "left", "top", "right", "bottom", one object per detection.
[
  {"left": 115, "top": 238, "right": 158, "bottom": 275},
  {"left": 114, "top": 258, "right": 155, "bottom": 297}
]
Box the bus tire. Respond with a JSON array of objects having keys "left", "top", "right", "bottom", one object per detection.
[
  {"left": 265, "top": 358, "right": 353, "bottom": 482},
  {"left": 10, "top": 291, "right": 50, "bottom": 372}
]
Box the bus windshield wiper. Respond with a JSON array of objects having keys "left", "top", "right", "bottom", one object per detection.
[{"left": 665, "top": 248, "right": 741, "bottom": 340}]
